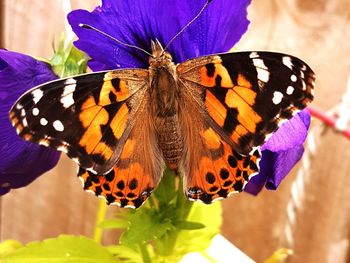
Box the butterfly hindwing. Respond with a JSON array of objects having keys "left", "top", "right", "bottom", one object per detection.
[
  {"left": 178, "top": 51, "right": 315, "bottom": 155},
  {"left": 78, "top": 94, "right": 165, "bottom": 208},
  {"left": 10, "top": 69, "right": 149, "bottom": 174}
]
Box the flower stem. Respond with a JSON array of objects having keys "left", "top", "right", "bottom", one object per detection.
[
  {"left": 93, "top": 199, "right": 107, "bottom": 243},
  {"left": 139, "top": 243, "right": 151, "bottom": 263},
  {"left": 157, "top": 176, "right": 194, "bottom": 257}
]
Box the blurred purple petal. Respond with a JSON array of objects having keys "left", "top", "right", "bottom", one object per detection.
[
  {"left": 245, "top": 145, "right": 305, "bottom": 195},
  {"left": 0, "top": 50, "right": 60, "bottom": 194},
  {"left": 262, "top": 110, "right": 311, "bottom": 152},
  {"left": 68, "top": 0, "right": 251, "bottom": 70}
]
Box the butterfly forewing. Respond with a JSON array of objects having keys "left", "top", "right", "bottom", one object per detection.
[
  {"left": 178, "top": 51, "right": 315, "bottom": 155},
  {"left": 10, "top": 69, "right": 149, "bottom": 174}
]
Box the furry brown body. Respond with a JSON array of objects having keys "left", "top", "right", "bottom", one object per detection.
[{"left": 149, "top": 41, "right": 184, "bottom": 170}]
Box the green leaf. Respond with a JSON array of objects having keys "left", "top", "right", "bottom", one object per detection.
[
  {"left": 0, "top": 235, "right": 116, "bottom": 263},
  {"left": 175, "top": 202, "right": 222, "bottom": 255},
  {"left": 107, "top": 245, "right": 143, "bottom": 263},
  {"left": 99, "top": 219, "right": 129, "bottom": 230},
  {"left": 175, "top": 221, "right": 205, "bottom": 230},
  {"left": 50, "top": 35, "right": 88, "bottom": 78},
  {"left": 120, "top": 210, "right": 175, "bottom": 246},
  {"left": 153, "top": 168, "right": 177, "bottom": 206}
]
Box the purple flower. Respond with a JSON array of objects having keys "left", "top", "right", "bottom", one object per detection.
[
  {"left": 244, "top": 110, "right": 311, "bottom": 194},
  {"left": 68, "top": 0, "right": 311, "bottom": 194},
  {"left": 68, "top": 0, "right": 250, "bottom": 70},
  {"left": 0, "top": 50, "right": 60, "bottom": 195}
]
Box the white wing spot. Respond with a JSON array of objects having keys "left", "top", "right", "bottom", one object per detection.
[
  {"left": 60, "top": 81, "right": 76, "bottom": 108},
  {"left": 40, "top": 118, "right": 48, "bottom": 126},
  {"left": 290, "top": 74, "right": 297, "bottom": 82},
  {"left": 252, "top": 58, "right": 269, "bottom": 82},
  {"left": 16, "top": 103, "right": 22, "bottom": 110},
  {"left": 20, "top": 109, "right": 26, "bottom": 117},
  {"left": 302, "top": 81, "right": 307, "bottom": 90},
  {"left": 65, "top": 78, "right": 77, "bottom": 85},
  {"left": 72, "top": 157, "right": 81, "bottom": 165},
  {"left": 256, "top": 68, "right": 270, "bottom": 83},
  {"left": 32, "top": 89, "right": 44, "bottom": 104},
  {"left": 32, "top": 108, "right": 40, "bottom": 116},
  {"left": 22, "top": 117, "right": 28, "bottom": 127},
  {"left": 252, "top": 58, "right": 268, "bottom": 69},
  {"left": 287, "top": 86, "right": 295, "bottom": 95},
  {"left": 272, "top": 91, "right": 283, "bottom": 105},
  {"left": 249, "top": 52, "right": 259, "bottom": 59},
  {"left": 53, "top": 120, "right": 64, "bottom": 132},
  {"left": 38, "top": 140, "right": 50, "bottom": 147},
  {"left": 282, "top": 56, "right": 293, "bottom": 70},
  {"left": 57, "top": 145, "right": 68, "bottom": 153}
]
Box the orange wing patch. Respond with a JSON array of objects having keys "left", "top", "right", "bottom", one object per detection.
[
  {"left": 204, "top": 91, "right": 227, "bottom": 127},
  {"left": 185, "top": 128, "right": 261, "bottom": 204},
  {"left": 78, "top": 95, "right": 129, "bottom": 161},
  {"left": 110, "top": 104, "right": 129, "bottom": 140},
  {"left": 200, "top": 63, "right": 234, "bottom": 87},
  {"left": 78, "top": 161, "right": 155, "bottom": 208},
  {"left": 225, "top": 89, "right": 262, "bottom": 134}
]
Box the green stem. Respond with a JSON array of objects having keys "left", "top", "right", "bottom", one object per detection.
[
  {"left": 93, "top": 199, "right": 107, "bottom": 243},
  {"left": 139, "top": 243, "right": 151, "bottom": 263},
  {"left": 157, "top": 176, "right": 194, "bottom": 256}
]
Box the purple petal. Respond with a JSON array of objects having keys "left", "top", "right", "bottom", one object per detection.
[
  {"left": 262, "top": 110, "right": 311, "bottom": 152},
  {"left": 0, "top": 50, "right": 60, "bottom": 194},
  {"left": 68, "top": 0, "right": 251, "bottom": 70},
  {"left": 244, "top": 145, "right": 305, "bottom": 195}
]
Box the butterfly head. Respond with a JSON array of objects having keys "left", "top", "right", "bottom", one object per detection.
[{"left": 149, "top": 39, "right": 173, "bottom": 65}]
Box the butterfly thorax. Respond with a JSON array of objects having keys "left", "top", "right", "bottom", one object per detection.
[{"left": 148, "top": 41, "right": 183, "bottom": 170}]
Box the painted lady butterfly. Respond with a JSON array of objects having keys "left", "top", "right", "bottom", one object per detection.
[{"left": 9, "top": 3, "right": 315, "bottom": 208}]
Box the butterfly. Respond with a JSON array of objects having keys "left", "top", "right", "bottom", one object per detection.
[{"left": 9, "top": 37, "right": 315, "bottom": 208}]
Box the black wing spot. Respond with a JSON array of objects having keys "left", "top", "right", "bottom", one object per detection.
[
  {"left": 205, "top": 63, "right": 215, "bottom": 77},
  {"left": 117, "top": 180, "right": 125, "bottom": 190},
  {"left": 111, "top": 78, "right": 121, "bottom": 92},
  {"left": 205, "top": 172, "right": 216, "bottom": 184},
  {"left": 220, "top": 168, "right": 230, "bottom": 180},
  {"left": 129, "top": 178, "right": 138, "bottom": 190}
]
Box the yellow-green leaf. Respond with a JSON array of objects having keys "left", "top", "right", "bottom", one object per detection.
[{"left": 0, "top": 235, "right": 116, "bottom": 263}]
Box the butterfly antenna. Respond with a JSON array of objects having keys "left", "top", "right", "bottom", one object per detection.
[
  {"left": 164, "top": 0, "right": 213, "bottom": 51},
  {"left": 79, "top": 24, "right": 153, "bottom": 57}
]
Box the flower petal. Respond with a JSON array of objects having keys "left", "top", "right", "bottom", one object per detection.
[
  {"left": 0, "top": 50, "right": 60, "bottom": 194},
  {"left": 68, "top": 0, "right": 250, "bottom": 70},
  {"left": 262, "top": 110, "right": 311, "bottom": 152},
  {"left": 244, "top": 145, "right": 305, "bottom": 195}
]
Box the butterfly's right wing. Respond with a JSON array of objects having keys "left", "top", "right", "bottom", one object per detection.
[
  {"left": 178, "top": 51, "right": 315, "bottom": 155},
  {"left": 176, "top": 51, "right": 314, "bottom": 203}
]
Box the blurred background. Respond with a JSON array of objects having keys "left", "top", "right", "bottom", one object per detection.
[{"left": 0, "top": 0, "right": 349, "bottom": 262}]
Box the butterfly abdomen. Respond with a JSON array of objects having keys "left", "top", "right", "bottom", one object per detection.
[
  {"left": 155, "top": 115, "right": 184, "bottom": 170},
  {"left": 149, "top": 57, "right": 184, "bottom": 170}
]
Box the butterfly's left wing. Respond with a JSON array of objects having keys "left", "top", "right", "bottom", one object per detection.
[
  {"left": 177, "top": 51, "right": 315, "bottom": 203},
  {"left": 77, "top": 96, "right": 165, "bottom": 208},
  {"left": 10, "top": 69, "right": 149, "bottom": 174}
]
